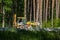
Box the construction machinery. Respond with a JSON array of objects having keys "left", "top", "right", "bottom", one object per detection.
[{"left": 16, "top": 17, "right": 27, "bottom": 28}]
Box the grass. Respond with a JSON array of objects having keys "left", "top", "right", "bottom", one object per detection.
[{"left": 0, "top": 29, "right": 60, "bottom": 40}]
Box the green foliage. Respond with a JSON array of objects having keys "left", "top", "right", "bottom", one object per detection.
[
  {"left": 4, "top": 6, "right": 11, "bottom": 11},
  {"left": 4, "top": 0, "right": 12, "bottom": 5},
  {"left": 0, "top": 30, "right": 60, "bottom": 40},
  {"left": 53, "top": 19, "right": 60, "bottom": 27},
  {"left": 17, "top": 0, "right": 24, "bottom": 17},
  {"left": 42, "top": 21, "right": 51, "bottom": 28},
  {"left": 42, "top": 19, "right": 60, "bottom": 28},
  {"left": 4, "top": 0, "right": 12, "bottom": 11},
  {"left": 0, "top": 0, "right": 2, "bottom": 3}
]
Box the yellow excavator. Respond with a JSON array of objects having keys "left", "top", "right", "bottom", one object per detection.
[{"left": 13, "top": 14, "right": 39, "bottom": 28}]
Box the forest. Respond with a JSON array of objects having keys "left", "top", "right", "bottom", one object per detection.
[
  {"left": 0, "top": 0, "right": 60, "bottom": 28},
  {"left": 0, "top": 0, "right": 60, "bottom": 27},
  {"left": 0, "top": 0, "right": 24, "bottom": 27},
  {"left": 0, "top": 0, "right": 60, "bottom": 40}
]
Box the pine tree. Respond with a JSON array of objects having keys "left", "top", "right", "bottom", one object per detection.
[
  {"left": 30, "top": 0, "right": 32, "bottom": 22},
  {"left": 36, "top": 0, "right": 39, "bottom": 22},
  {"left": 39, "top": 0, "right": 42, "bottom": 28},
  {"left": 45, "top": 0, "right": 48, "bottom": 27},
  {"left": 33, "top": 0, "right": 35, "bottom": 22},
  {"left": 51, "top": 0, "right": 54, "bottom": 27},
  {"left": 56, "top": 0, "right": 59, "bottom": 19},
  {"left": 24, "top": 0, "right": 27, "bottom": 20}
]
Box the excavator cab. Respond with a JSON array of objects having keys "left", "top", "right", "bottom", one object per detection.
[{"left": 17, "top": 17, "right": 27, "bottom": 28}]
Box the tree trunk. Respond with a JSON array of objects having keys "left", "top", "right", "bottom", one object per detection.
[
  {"left": 43, "top": 0, "right": 46, "bottom": 21},
  {"left": 33, "top": 0, "right": 35, "bottom": 22},
  {"left": 59, "top": 0, "right": 60, "bottom": 18},
  {"left": 49, "top": 0, "right": 51, "bottom": 19},
  {"left": 45, "top": 0, "right": 48, "bottom": 27},
  {"left": 56, "top": 0, "right": 59, "bottom": 19},
  {"left": 39, "top": 0, "right": 42, "bottom": 28},
  {"left": 24, "top": 0, "right": 27, "bottom": 20},
  {"left": 2, "top": 7, "right": 5, "bottom": 28},
  {"left": 27, "top": 0, "right": 29, "bottom": 21},
  {"left": 2, "top": 0, "right": 5, "bottom": 28},
  {"left": 36, "top": 0, "right": 39, "bottom": 22},
  {"left": 30, "top": 0, "right": 32, "bottom": 22},
  {"left": 51, "top": 0, "right": 54, "bottom": 27}
]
